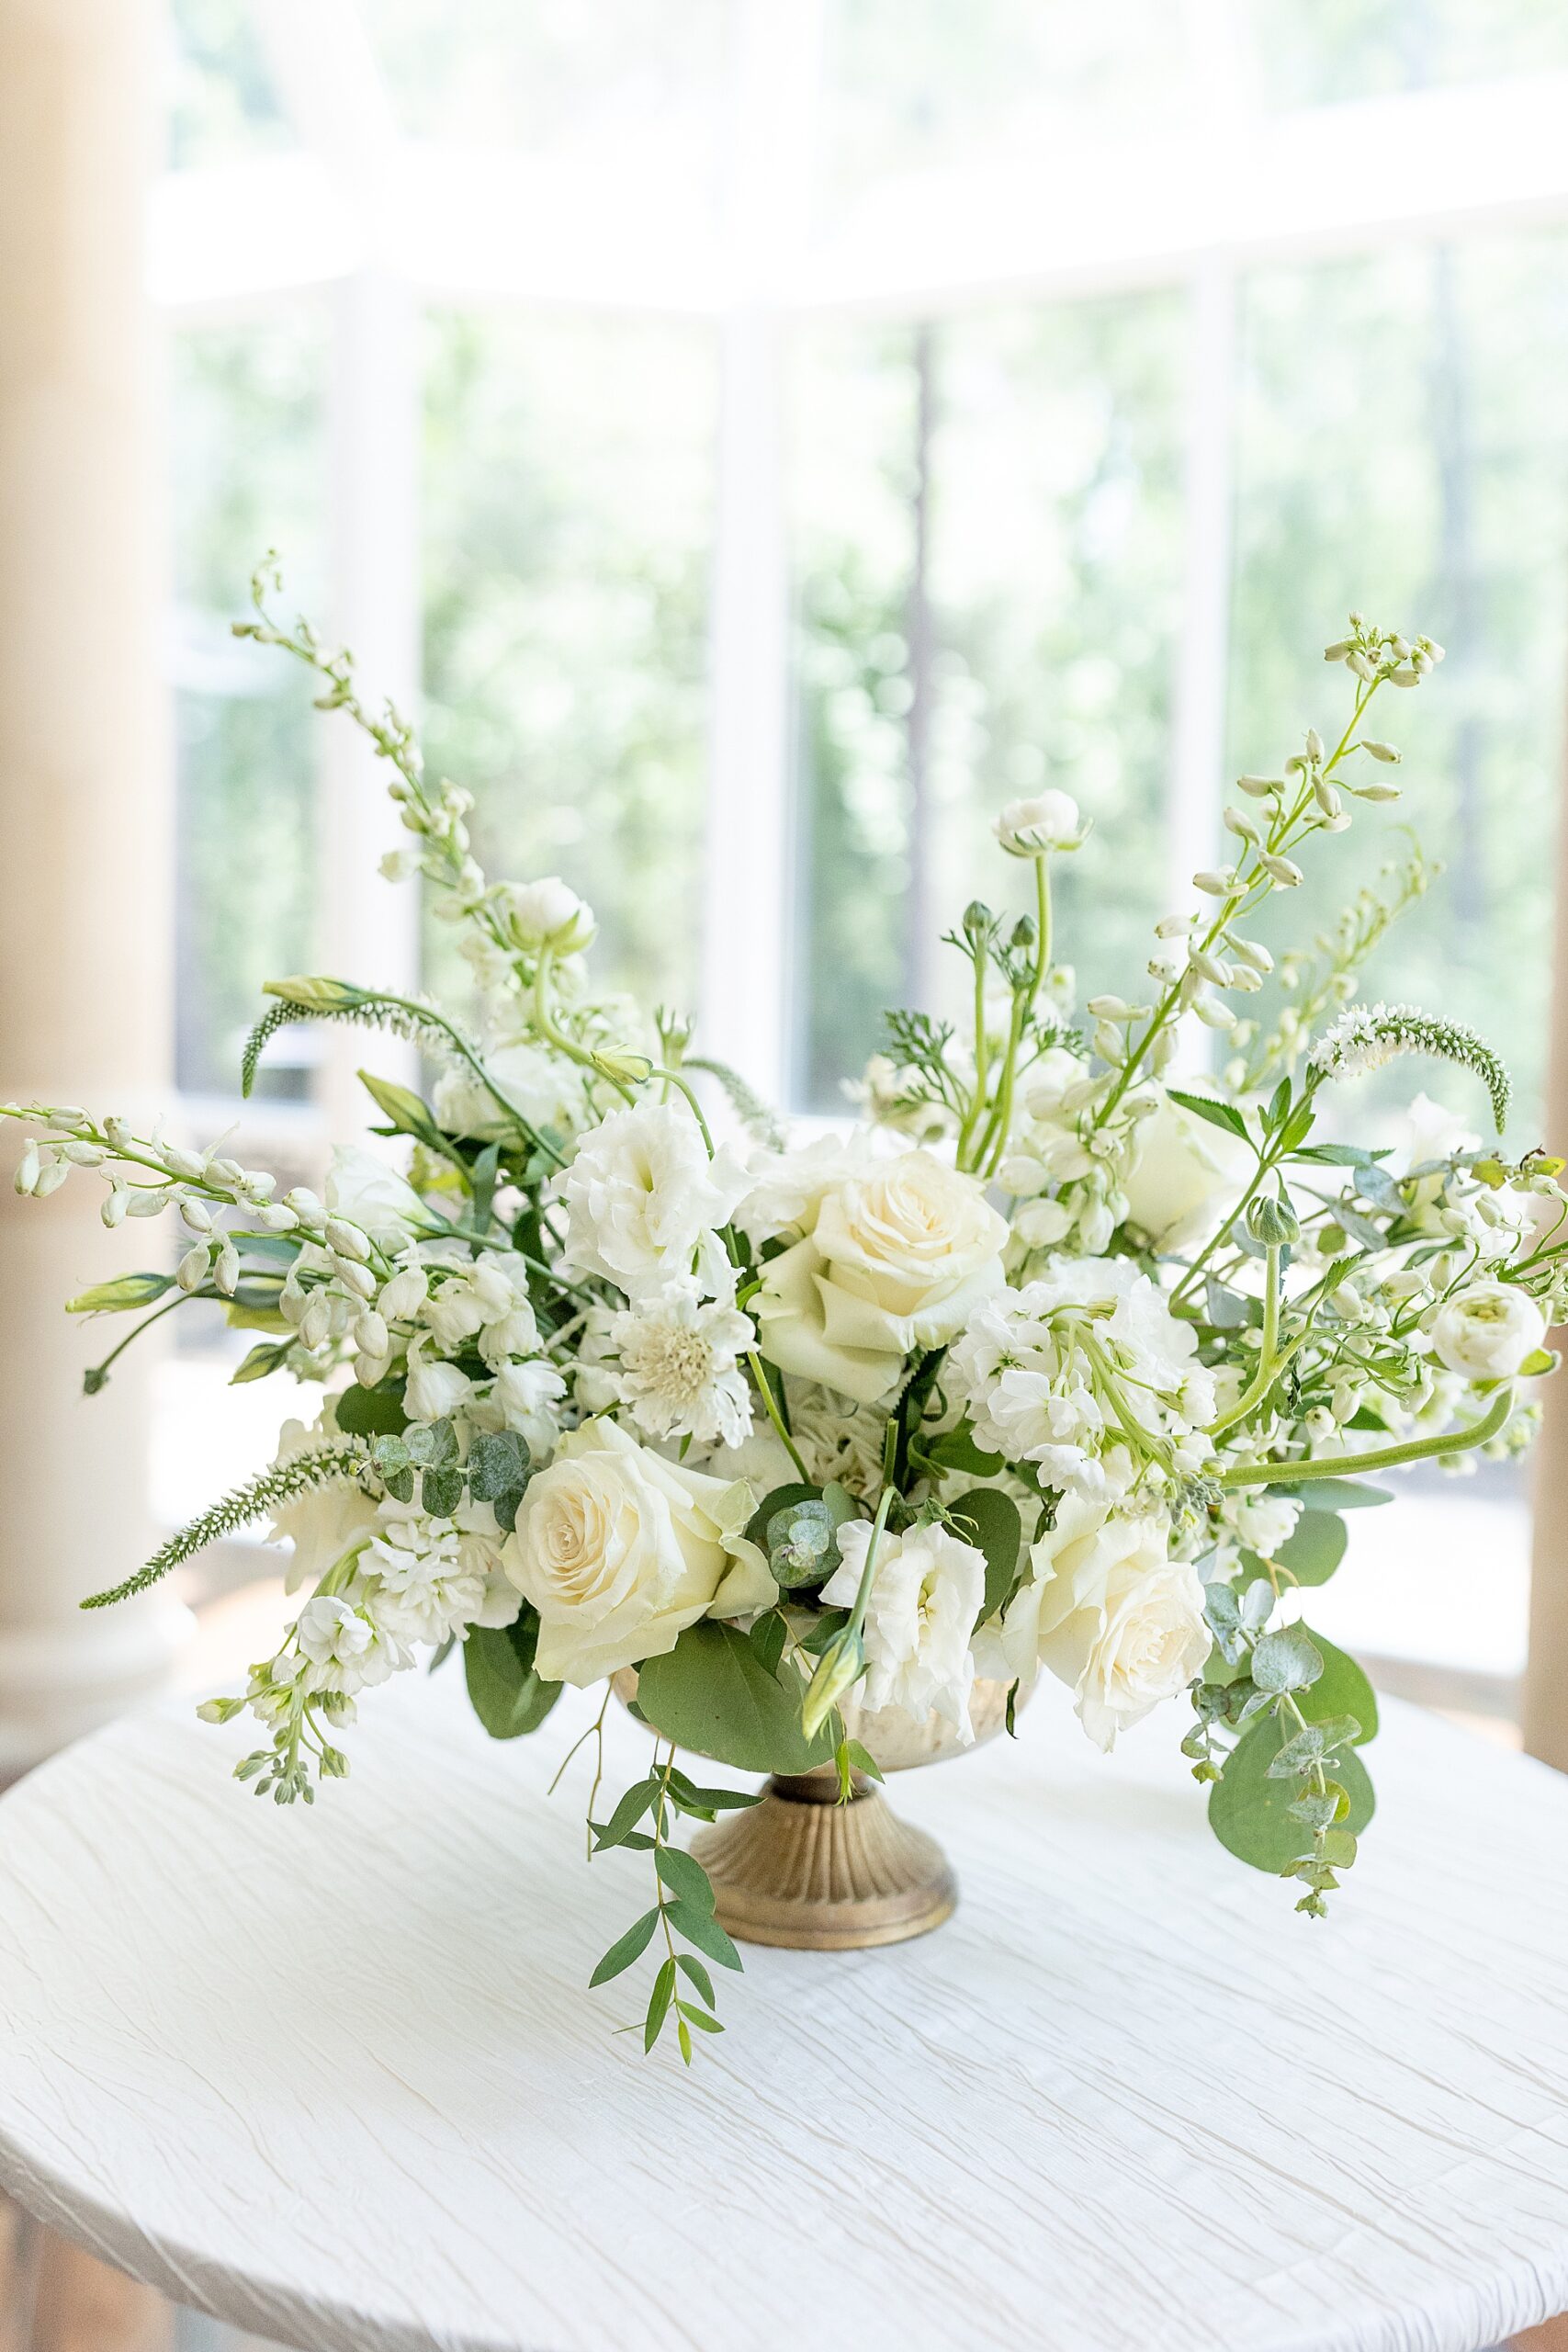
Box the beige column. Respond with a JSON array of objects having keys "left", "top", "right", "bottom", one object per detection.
[
  {"left": 1524, "top": 693, "right": 1568, "bottom": 1771},
  {"left": 0, "top": 0, "right": 187, "bottom": 1772}
]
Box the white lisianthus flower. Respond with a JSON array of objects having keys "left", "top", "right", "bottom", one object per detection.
[
  {"left": 1121, "top": 1090, "right": 1251, "bottom": 1250},
  {"left": 267, "top": 1419, "right": 379, "bottom": 1593},
  {"left": 754, "top": 1148, "right": 1009, "bottom": 1407},
  {"left": 1430, "top": 1282, "right": 1547, "bottom": 1382},
  {"left": 607, "top": 1278, "right": 756, "bottom": 1449},
  {"left": 294, "top": 1591, "right": 407, "bottom": 1696},
  {"left": 502, "top": 1419, "right": 775, "bottom": 1683},
  {"left": 403, "top": 1336, "right": 473, "bottom": 1424},
  {"left": 324, "top": 1147, "right": 427, "bottom": 1249},
  {"left": 978, "top": 1496, "right": 1207, "bottom": 1750},
  {"left": 993, "top": 789, "right": 1084, "bottom": 857},
  {"left": 503, "top": 876, "right": 597, "bottom": 954},
  {"left": 553, "top": 1102, "right": 751, "bottom": 1299},
  {"left": 820, "top": 1517, "right": 986, "bottom": 1742},
  {"left": 432, "top": 1043, "right": 587, "bottom": 1145}
]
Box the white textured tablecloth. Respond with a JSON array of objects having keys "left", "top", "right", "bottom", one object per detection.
[{"left": 0, "top": 1670, "right": 1563, "bottom": 2352}]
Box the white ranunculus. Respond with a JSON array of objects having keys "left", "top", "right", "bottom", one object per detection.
[
  {"left": 754, "top": 1147, "right": 1009, "bottom": 1407},
  {"left": 503, "top": 876, "right": 597, "bottom": 953},
  {"left": 552, "top": 1102, "right": 751, "bottom": 1299},
  {"left": 982, "top": 1495, "right": 1208, "bottom": 1751},
  {"left": 502, "top": 1419, "right": 775, "bottom": 1683},
  {"left": 432, "top": 1043, "right": 587, "bottom": 1145},
  {"left": 820, "top": 1517, "right": 985, "bottom": 1741},
  {"left": 993, "top": 790, "right": 1084, "bottom": 858},
  {"left": 325, "top": 1147, "right": 428, "bottom": 1249},
  {"left": 1122, "top": 1090, "right": 1250, "bottom": 1250},
  {"left": 267, "top": 1419, "right": 379, "bottom": 1593},
  {"left": 1430, "top": 1281, "right": 1547, "bottom": 1382}
]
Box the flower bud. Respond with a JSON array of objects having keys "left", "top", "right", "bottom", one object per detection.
[
  {"left": 256, "top": 1203, "right": 299, "bottom": 1231},
  {"left": 1259, "top": 854, "right": 1303, "bottom": 888},
  {"left": 1235, "top": 776, "right": 1281, "bottom": 798},
  {"left": 962, "top": 899, "right": 992, "bottom": 942},
  {"left": 178, "top": 1194, "right": 213, "bottom": 1233},
  {"left": 801, "top": 1627, "right": 865, "bottom": 1741},
  {"left": 1361, "top": 741, "right": 1402, "bottom": 763},
  {"left": 334, "top": 1256, "right": 378, "bottom": 1301},
  {"left": 353, "top": 1309, "right": 389, "bottom": 1360},
  {"left": 12, "top": 1142, "right": 39, "bottom": 1196},
  {"left": 324, "top": 1216, "right": 370, "bottom": 1262},
  {"left": 32, "top": 1153, "right": 68, "bottom": 1197},
  {"left": 175, "top": 1243, "right": 210, "bottom": 1295},
  {"left": 504, "top": 876, "right": 598, "bottom": 953},
  {"left": 299, "top": 1294, "right": 333, "bottom": 1350},
  {"left": 591, "top": 1047, "right": 655, "bottom": 1087},
  {"left": 125, "top": 1186, "right": 172, "bottom": 1217},
  {"left": 1247, "top": 1193, "right": 1300, "bottom": 1247},
  {"left": 992, "top": 789, "right": 1083, "bottom": 857},
  {"left": 214, "top": 1239, "right": 241, "bottom": 1297},
  {"left": 101, "top": 1183, "right": 129, "bottom": 1228},
  {"left": 1304, "top": 729, "right": 1324, "bottom": 763},
  {"left": 1192, "top": 869, "right": 1234, "bottom": 897},
  {"left": 1312, "top": 780, "right": 1342, "bottom": 820},
  {"left": 1227, "top": 935, "right": 1273, "bottom": 975}
]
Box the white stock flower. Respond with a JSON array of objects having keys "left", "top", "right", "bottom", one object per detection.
[
  {"left": 432, "top": 1043, "right": 587, "bottom": 1144},
  {"left": 820, "top": 1517, "right": 985, "bottom": 1742},
  {"left": 951, "top": 1257, "right": 1212, "bottom": 1498},
  {"left": 365, "top": 1505, "right": 508, "bottom": 1645},
  {"left": 754, "top": 1148, "right": 1008, "bottom": 1407},
  {"left": 1226, "top": 1491, "right": 1303, "bottom": 1559},
  {"left": 553, "top": 1102, "right": 750, "bottom": 1298},
  {"left": 502, "top": 1419, "right": 774, "bottom": 1683},
  {"left": 1430, "top": 1282, "right": 1547, "bottom": 1382},
  {"left": 1121, "top": 1090, "right": 1250, "bottom": 1250},
  {"left": 294, "top": 1591, "right": 406, "bottom": 1696},
  {"left": 607, "top": 1279, "right": 756, "bottom": 1448},
  {"left": 993, "top": 790, "right": 1084, "bottom": 857},
  {"left": 979, "top": 1496, "right": 1206, "bottom": 1750},
  {"left": 503, "top": 877, "right": 597, "bottom": 953},
  {"left": 403, "top": 1336, "right": 474, "bottom": 1423}
]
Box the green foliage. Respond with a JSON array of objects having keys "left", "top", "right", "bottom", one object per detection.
[
  {"left": 335, "top": 1380, "right": 409, "bottom": 1438},
  {"left": 67, "top": 1272, "right": 175, "bottom": 1315},
  {"left": 462, "top": 1611, "right": 559, "bottom": 1740},
  {"left": 1210, "top": 1711, "right": 1375, "bottom": 1875},
  {"left": 946, "top": 1487, "right": 1023, "bottom": 1623},
  {"left": 589, "top": 1751, "right": 747, "bottom": 2064},
  {"left": 83, "top": 1442, "right": 368, "bottom": 1609},
  {"left": 637, "top": 1622, "right": 836, "bottom": 1775}
]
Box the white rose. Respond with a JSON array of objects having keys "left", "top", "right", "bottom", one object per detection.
[
  {"left": 755, "top": 1148, "right": 1009, "bottom": 1406},
  {"left": 1430, "top": 1281, "right": 1547, "bottom": 1381},
  {"left": 502, "top": 1419, "right": 775, "bottom": 1683},
  {"left": 993, "top": 790, "right": 1084, "bottom": 857},
  {"left": 503, "top": 876, "right": 597, "bottom": 953},
  {"left": 325, "top": 1146, "right": 428, "bottom": 1249},
  {"left": 432, "top": 1043, "right": 587, "bottom": 1144},
  {"left": 1121, "top": 1090, "right": 1250, "bottom": 1250},
  {"left": 267, "top": 1419, "right": 379, "bottom": 1593},
  {"left": 552, "top": 1101, "right": 751, "bottom": 1299},
  {"left": 820, "top": 1517, "right": 985, "bottom": 1741},
  {"left": 982, "top": 1495, "right": 1208, "bottom": 1750}
]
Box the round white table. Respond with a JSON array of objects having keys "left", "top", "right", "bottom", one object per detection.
[{"left": 0, "top": 1672, "right": 1564, "bottom": 2352}]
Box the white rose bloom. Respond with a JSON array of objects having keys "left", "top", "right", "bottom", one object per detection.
[
  {"left": 504, "top": 876, "right": 597, "bottom": 953},
  {"left": 993, "top": 789, "right": 1083, "bottom": 857},
  {"left": 432, "top": 1043, "right": 587, "bottom": 1145},
  {"left": 607, "top": 1278, "right": 756, "bottom": 1449},
  {"left": 1122, "top": 1090, "right": 1251, "bottom": 1250},
  {"left": 403, "top": 1336, "right": 474, "bottom": 1424},
  {"left": 980, "top": 1496, "right": 1208, "bottom": 1750},
  {"left": 324, "top": 1147, "right": 427, "bottom": 1249},
  {"left": 820, "top": 1517, "right": 986, "bottom": 1742},
  {"left": 267, "top": 1419, "right": 379, "bottom": 1593},
  {"left": 1430, "top": 1281, "right": 1547, "bottom": 1382},
  {"left": 737, "top": 1130, "right": 885, "bottom": 1244},
  {"left": 754, "top": 1148, "right": 1009, "bottom": 1407},
  {"left": 552, "top": 1102, "right": 751, "bottom": 1299},
  {"left": 502, "top": 1419, "right": 775, "bottom": 1683}
]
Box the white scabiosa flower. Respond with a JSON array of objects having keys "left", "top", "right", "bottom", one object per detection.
[
  {"left": 607, "top": 1279, "right": 756, "bottom": 1448},
  {"left": 552, "top": 1101, "right": 751, "bottom": 1299},
  {"left": 819, "top": 1518, "right": 985, "bottom": 1742}
]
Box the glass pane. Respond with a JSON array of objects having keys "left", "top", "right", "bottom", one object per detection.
[
  {"left": 1227, "top": 230, "right": 1568, "bottom": 1147},
  {"left": 166, "top": 0, "right": 292, "bottom": 171},
  {"left": 1238, "top": 0, "right": 1568, "bottom": 110},
  {"left": 361, "top": 0, "right": 724, "bottom": 179},
  {"left": 820, "top": 0, "right": 1189, "bottom": 215},
  {"left": 421, "top": 310, "right": 716, "bottom": 1019},
  {"left": 170, "top": 311, "right": 329, "bottom": 1099},
  {"left": 792, "top": 293, "right": 1186, "bottom": 1107}
]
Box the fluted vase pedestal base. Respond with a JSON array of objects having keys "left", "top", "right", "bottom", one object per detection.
[{"left": 691, "top": 1768, "right": 957, "bottom": 1951}]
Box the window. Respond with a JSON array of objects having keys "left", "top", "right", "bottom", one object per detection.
[{"left": 159, "top": 2, "right": 1568, "bottom": 1702}]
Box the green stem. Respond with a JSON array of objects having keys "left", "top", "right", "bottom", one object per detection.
[
  {"left": 1215, "top": 1385, "right": 1514, "bottom": 1489},
  {"left": 1022, "top": 851, "right": 1052, "bottom": 1023},
  {"left": 957, "top": 943, "right": 990, "bottom": 1166},
  {"left": 748, "top": 1351, "right": 809, "bottom": 1481},
  {"left": 533, "top": 951, "right": 636, "bottom": 1105},
  {"left": 847, "top": 1487, "right": 897, "bottom": 1636}
]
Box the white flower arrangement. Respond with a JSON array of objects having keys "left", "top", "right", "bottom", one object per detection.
[{"left": 6, "top": 575, "right": 1563, "bottom": 2064}]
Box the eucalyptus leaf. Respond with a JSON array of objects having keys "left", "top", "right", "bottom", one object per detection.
[
  {"left": 334, "top": 1380, "right": 409, "bottom": 1438},
  {"left": 1250, "top": 1624, "right": 1324, "bottom": 1695},
  {"left": 589, "top": 1908, "right": 660, "bottom": 1987},
  {"left": 1209, "top": 1713, "right": 1375, "bottom": 1872}
]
